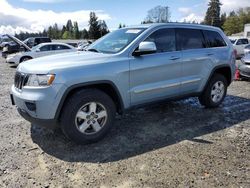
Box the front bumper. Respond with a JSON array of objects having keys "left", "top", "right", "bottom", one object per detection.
[
  {"left": 6, "top": 56, "right": 19, "bottom": 65},
  {"left": 11, "top": 83, "right": 67, "bottom": 128},
  {"left": 17, "top": 107, "right": 58, "bottom": 129}
]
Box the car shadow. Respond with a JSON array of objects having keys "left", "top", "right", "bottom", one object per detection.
[
  {"left": 31, "top": 95, "right": 250, "bottom": 163},
  {"left": 9, "top": 65, "right": 17, "bottom": 68}
]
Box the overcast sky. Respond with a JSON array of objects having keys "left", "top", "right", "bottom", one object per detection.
[{"left": 1, "top": 0, "right": 250, "bottom": 35}]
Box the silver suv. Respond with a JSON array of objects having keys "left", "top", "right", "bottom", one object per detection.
[{"left": 11, "top": 23, "right": 236, "bottom": 144}]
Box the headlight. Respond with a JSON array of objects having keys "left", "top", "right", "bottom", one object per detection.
[{"left": 25, "top": 74, "right": 55, "bottom": 87}]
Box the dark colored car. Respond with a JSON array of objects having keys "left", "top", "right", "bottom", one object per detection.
[
  {"left": 2, "top": 41, "right": 22, "bottom": 58},
  {"left": 2, "top": 36, "right": 52, "bottom": 58},
  {"left": 24, "top": 37, "right": 52, "bottom": 48}
]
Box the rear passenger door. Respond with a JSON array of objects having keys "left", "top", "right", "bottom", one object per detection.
[{"left": 176, "top": 28, "right": 213, "bottom": 94}]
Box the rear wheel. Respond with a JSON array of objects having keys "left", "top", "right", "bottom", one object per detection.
[
  {"left": 60, "top": 89, "right": 116, "bottom": 144},
  {"left": 199, "top": 74, "right": 228, "bottom": 108}
]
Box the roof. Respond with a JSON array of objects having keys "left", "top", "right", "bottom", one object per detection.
[
  {"left": 38, "top": 42, "right": 73, "bottom": 46},
  {"left": 125, "top": 23, "right": 222, "bottom": 31}
]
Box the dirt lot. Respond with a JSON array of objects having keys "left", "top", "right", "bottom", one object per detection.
[{"left": 0, "top": 57, "right": 249, "bottom": 188}]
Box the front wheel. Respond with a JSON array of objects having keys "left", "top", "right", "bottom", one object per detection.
[
  {"left": 199, "top": 74, "right": 228, "bottom": 108},
  {"left": 60, "top": 89, "right": 116, "bottom": 144},
  {"left": 20, "top": 56, "right": 32, "bottom": 63}
]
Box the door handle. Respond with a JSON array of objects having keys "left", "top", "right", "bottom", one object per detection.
[
  {"left": 207, "top": 53, "right": 214, "bottom": 56},
  {"left": 169, "top": 56, "right": 180, "bottom": 60}
]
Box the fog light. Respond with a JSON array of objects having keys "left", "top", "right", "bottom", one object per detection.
[{"left": 25, "top": 102, "right": 36, "bottom": 111}]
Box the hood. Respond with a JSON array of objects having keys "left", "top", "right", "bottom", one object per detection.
[
  {"left": 17, "top": 51, "right": 113, "bottom": 74},
  {"left": 6, "top": 34, "right": 31, "bottom": 51}
]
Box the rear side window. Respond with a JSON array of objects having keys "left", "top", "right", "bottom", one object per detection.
[
  {"left": 52, "top": 45, "right": 71, "bottom": 50},
  {"left": 145, "top": 28, "right": 176, "bottom": 53},
  {"left": 203, "top": 30, "right": 227, "bottom": 48},
  {"left": 176, "top": 29, "right": 206, "bottom": 50},
  {"left": 236, "top": 39, "right": 249, "bottom": 45}
]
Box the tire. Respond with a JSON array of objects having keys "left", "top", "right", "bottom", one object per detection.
[
  {"left": 199, "top": 74, "right": 228, "bottom": 108},
  {"left": 20, "top": 56, "right": 32, "bottom": 63},
  {"left": 60, "top": 89, "right": 116, "bottom": 144}
]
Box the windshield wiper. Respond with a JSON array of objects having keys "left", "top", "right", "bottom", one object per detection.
[{"left": 86, "top": 48, "right": 100, "bottom": 53}]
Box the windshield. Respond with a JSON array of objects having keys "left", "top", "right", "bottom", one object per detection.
[{"left": 87, "top": 28, "right": 146, "bottom": 54}]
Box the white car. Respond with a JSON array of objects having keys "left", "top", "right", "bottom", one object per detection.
[
  {"left": 7, "top": 42, "right": 76, "bottom": 65},
  {"left": 230, "top": 38, "right": 249, "bottom": 58}
]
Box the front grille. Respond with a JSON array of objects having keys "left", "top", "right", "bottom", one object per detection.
[{"left": 14, "top": 72, "right": 29, "bottom": 90}]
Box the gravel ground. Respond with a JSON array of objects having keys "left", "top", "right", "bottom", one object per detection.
[{"left": 0, "top": 57, "right": 249, "bottom": 188}]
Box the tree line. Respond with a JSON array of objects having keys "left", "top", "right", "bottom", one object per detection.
[
  {"left": 14, "top": 1, "right": 250, "bottom": 40},
  {"left": 203, "top": 0, "right": 250, "bottom": 35},
  {"left": 15, "top": 12, "right": 109, "bottom": 40}
]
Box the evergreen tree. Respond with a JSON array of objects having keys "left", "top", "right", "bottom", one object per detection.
[
  {"left": 66, "top": 20, "right": 73, "bottom": 32},
  {"left": 220, "top": 13, "right": 227, "bottom": 29},
  {"left": 47, "top": 26, "right": 53, "bottom": 39},
  {"left": 88, "top": 12, "right": 101, "bottom": 39},
  {"left": 52, "top": 23, "right": 60, "bottom": 39},
  {"left": 73, "top": 21, "right": 80, "bottom": 39},
  {"left": 81, "top": 29, "right": 89, "bottom": 39},
  {"left": 204, "top": 0, "right": 222, "bottom": 27},
  {"left": 99, "top": 20, "right": 109, "bottom": 37},
  {"left": 61, "top": 25, "right": 67, "bottom": 38}
]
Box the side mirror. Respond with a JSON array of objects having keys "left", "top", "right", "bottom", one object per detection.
[
  {"left": 133, "top": 41, "right": 157, "bottom": 56},
  {"left": 35, "top": 49, "right": 40, "bottom": 52}
]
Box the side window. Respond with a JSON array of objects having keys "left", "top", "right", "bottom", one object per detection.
[
  {"left": 236, "top": 39, "right": 243, "bottom": 45},
  {"left": 203, "top": 30, "right": 227, "bottom": 48},
  {"left": 176, "top": 28, "right": 206, "bottom": 50},
  {"left": 236, "top": 39, "right": 248, "bottom": 45},
  {"left": 144, "top": 28, "right": 176, "bottom": 53},
  {"left": 52, "top": 45, "right": 71, "bottom": 50},
  {"left": 242, "top": 39, "right": 249, "bottom": 44},
  {"left": 59, "top": 45, "right": 71, "bottom": 50},
  {"left": 39, "top": 45, "right": 51, "bottom": 51}
]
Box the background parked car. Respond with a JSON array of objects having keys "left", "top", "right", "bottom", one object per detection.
[
  {"left": 244, "top": 44, "right": 250, "bottom": 55},
  {"left": 76, "top": 41, "right": 92, "bottom": 51},
  {"left": 0, "top": 36, "right": 12, "bottom": 50},
  {"left": 7, "top": 42, "right": 76, "bottom": 65},
  {"left": 2, "top": 41, "right": 21, "bottom": 58},
  {"left": 24, "top": 37, "right": 51, "bottom": 48},
  {"left": 230, "top": 38, "right": 249, "bottom": 58},
  {"left": 238, "top": 53, "right": 250, "bottom": 79}
]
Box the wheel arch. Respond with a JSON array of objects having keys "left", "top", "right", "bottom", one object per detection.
[
  {"left": 203, "top": 64, "right": 232, "bottom": 92},
  {"left": 20, "top": 55, "right": 32, "bottom": 63},
  {"left": 55, "top": 81, "right": 125, "bottom": 120}
]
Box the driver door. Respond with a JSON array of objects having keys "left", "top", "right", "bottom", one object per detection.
[{"left": 129, "top": 28, "right": 182, "bottom": 105}]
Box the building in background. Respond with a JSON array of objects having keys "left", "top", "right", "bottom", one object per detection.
[{"left": 244, "top": 24, "right": 250, "bottom": 38}]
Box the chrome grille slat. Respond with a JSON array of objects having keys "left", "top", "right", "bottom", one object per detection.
[{"left": 14, "top": 72, "right": 29, "bottom": 90}]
